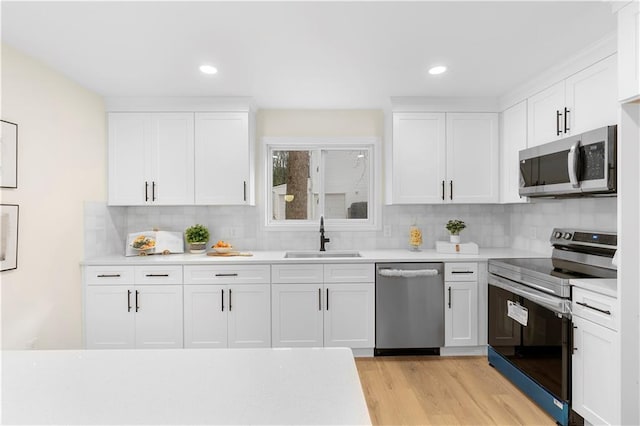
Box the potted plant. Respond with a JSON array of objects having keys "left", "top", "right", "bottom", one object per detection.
[
  {"left": 445, "top": 219, "right": 466, "bottom": 243},
  {"left": 185, "top": 224, "right": 210, "bottom": 254}
]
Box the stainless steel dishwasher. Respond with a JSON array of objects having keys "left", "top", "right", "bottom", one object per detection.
[{"left": 375, "top": 262, "right": 444, "bottom": 355}]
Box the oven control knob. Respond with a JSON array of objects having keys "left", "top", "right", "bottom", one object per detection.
[
  {"left": 563, "top": 232, "right": 573, "bottom": 240},
  {"left": 554, "top": 231, "right": 563, "bottom": 239}
]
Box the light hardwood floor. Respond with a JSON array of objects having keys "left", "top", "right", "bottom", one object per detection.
[{"left": 355, "top": 356, "right": 556, "bottom": 426}]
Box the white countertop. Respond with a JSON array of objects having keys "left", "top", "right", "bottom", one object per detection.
[
  {"left": 2, "top": 347, "right": 371, "bottom": 425},
  {"left": 82, "top": 248, "right": 544, "bottom": 266},
  {"left": 570, "top": 278, "right": 617, "bottom": 298}
]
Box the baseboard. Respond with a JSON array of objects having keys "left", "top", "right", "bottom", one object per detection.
[{"left": 439, "top": 346, "right": 488, "bottom": 357}]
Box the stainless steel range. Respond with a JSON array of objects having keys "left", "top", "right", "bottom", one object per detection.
[{"left": 488, "top": 228, "right": 617, "bottom": 426}]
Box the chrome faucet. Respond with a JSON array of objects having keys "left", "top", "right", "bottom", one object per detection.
[{"left": 319, "top": 216, "right": 330, "bottom": 251}]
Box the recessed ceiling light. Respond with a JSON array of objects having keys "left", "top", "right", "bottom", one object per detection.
[
  {"left": 428, "top": 65, "right": 447, "bottom": 75},
  {"left": 199, "top": 65, "right": 218, "bottom": 75}
]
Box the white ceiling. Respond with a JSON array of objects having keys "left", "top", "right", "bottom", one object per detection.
[{"left": 1, "top": 1, "right": 617, "bottom": 108}]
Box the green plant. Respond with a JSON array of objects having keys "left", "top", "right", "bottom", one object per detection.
[
  {"left": 185, "top": 224, "right": 210, "bottom": 243},
  {"left": 445, "top": 219, "right": 466, "bottom": 235}
]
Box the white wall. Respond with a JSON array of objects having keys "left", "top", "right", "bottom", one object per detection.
[{"left": 1, "top": 44, "right": 106, "bottom": 349}]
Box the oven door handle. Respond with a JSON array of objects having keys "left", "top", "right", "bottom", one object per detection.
[{"left": 489, "top": 274, "right": 569, "bottom": 316}]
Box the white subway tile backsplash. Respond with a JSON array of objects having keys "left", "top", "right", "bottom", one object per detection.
[{"left": 83, "top": 195, "right": 616, "bottom": 257}]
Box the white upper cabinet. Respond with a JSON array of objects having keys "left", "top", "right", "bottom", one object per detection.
[
  {"left": 194, "top": 112, "right": 252, "bottom": 205},
  {"left": 500, "top": 101, "right": 528, "bottom": 204},
  {"left": 565, "top": 55, "right": 618, "bottom": 135},
  {"left": 527, "top": 81, "right": 566, "bottom": 147},
  {"left": 445, "top": 113, "right": 499, "bottom": 203},
  {"left": 392, "top": 113, "right": 446, "bottom": 204},
  {"left": 108, "top": 112, "right": 194, "bottom": 206},
  {"left": 527, "top": 55, "right": 618, "bottom": 148},
  {"left": 618, "top": 1, "right": 640, "bottom": 102},
  {"left": 391, "top": 112, "right": 498, "bottom": 204}
]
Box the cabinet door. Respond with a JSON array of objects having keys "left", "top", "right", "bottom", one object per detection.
[
  {"left": 134, "top": 285, "right": 183, "bottom": 348},
  {"left": 391, "top": 112, "right": 446, "bottom": 204},
  {"left": 324, "top": 283, "right": 374, "bottom": 349},
  {"left": 500, "top": 101, "right": 528, "bottom": 204},
  {"left": 527, "top": 81, "right": 566, "bottom": 147},
  {"left": 183, "top": 285, "right": 227, "bottom": 348},
  {"left": 444, "top": 281, "right": 478, "bottom": 347},
  {"left": 194, "top": 112, "right": 250, "bottom": 205},
  {"left": 572, "top": 316, "right": 621, "bottom": 425},
  {"left": 151, "top": 113, "right": 194, "bottom": 205},
  {"left": 618, "top": 1, "right": 640, "bottom": 102},
  {"left": 108, "top": 113, "right": 152, "bottom": 206},
  {"left": 446, "top": 113, "right": 499, "bottom": 203},
  {"left": 565, "top": 55, "right": 618, "bottom": 135},
  {"left": 227, "top": 284, "right": 271, "bottom": 348},
  {"left": 271, "top": 284, "right": 324, "bottom": 347},
  {"left": 85, "top": 285, "right": 135, "bottom": 349}
]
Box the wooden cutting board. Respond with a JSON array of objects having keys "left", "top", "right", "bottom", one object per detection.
[{"left": 206, "top": 251, "right": 253, "bottom": 257}]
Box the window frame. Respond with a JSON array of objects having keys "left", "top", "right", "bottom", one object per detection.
[{"left": 263, "top": 137, "right": 381, "bottom": 231}]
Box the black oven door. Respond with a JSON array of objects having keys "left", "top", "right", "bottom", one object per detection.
[{"left": 488, "top": 276, "right": 571, "bottom": 401}]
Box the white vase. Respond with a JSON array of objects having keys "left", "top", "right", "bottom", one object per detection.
[{"left": 449, "top": 235, "right": 460, "bottom": 243}]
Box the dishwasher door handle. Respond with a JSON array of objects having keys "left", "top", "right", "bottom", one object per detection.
[{"left": 377, "top": 268, "right": 439, "bottom": 278}]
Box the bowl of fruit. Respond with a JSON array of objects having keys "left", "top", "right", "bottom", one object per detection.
[{"left": 212, "top": 240, "right": 233, "bottom": 254}]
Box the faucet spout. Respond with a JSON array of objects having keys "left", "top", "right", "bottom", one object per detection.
[{"left": 319, "top": 215, "right": 330, "bottom": 251}]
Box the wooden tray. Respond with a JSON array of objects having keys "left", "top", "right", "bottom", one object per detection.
[{"left": 206, "top": 251, "right": 253, "bottom": 257}]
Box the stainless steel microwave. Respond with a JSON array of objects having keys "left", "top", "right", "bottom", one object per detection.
[{"left": 519, "top": 125, "right": 616, "bottom": 198}]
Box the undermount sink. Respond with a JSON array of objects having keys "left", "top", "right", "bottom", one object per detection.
[{"left": 284, "top": 251, "right": 362, "bottom": 259}]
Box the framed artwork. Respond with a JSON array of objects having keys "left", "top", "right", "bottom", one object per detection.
[
  {"left": 1, "top": 120, "right": 18, "bottom": 188},
  {"left": 1, "top": 204, "right": 19, "bottom": 271}
]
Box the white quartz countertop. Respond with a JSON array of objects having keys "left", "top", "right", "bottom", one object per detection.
[
  {"left": 570, "top": 278, "right": 617, "bottom": 298},
  {"left": 82, "top": 248, "right": 544, "bottom": 266},
  {"left": 2, "top": 347, "right": 371, "bottom": 425}
]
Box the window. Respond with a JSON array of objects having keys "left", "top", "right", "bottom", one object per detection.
[{"left": 265, "top": 137, "right": 379, "bottom": 230}]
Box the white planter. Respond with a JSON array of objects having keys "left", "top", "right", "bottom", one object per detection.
[{"left": 449, "top": 235, "right": 461, "bottom": 243}]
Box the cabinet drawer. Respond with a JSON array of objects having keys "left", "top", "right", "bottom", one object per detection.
[
  {"left": 134, "top": 265, "right": 183, "bottom": 285},
  {"left": 573, "top": 287, "right": 618, "bottom": 331},
  {"left": 184, "top": 265, "right": 270, "bottom": 284},
  {"left": 85, "top": 266, "right": 134, "bottom": 285},
  {"left": 324, "top": 263, "right": 374, "bottom": 283},
  {"left": 445, "top": 263, "right": 478, "bottom": 282},
  {"left": 272, "top": 264, "right": 323, "bottom": 284}
]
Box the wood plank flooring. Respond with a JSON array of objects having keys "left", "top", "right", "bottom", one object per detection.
[{"left": 355, "top": 356, "right": 556, "bottom": 426}]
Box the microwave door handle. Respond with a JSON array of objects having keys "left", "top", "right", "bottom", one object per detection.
[{"left": 568, "top": 141, "right": 580, "bottom": 188}]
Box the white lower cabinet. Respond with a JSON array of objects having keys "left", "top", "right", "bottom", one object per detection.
[
  {"left": 183, "top": 265, "right": 271, "bottom": 348},
  {"left": 323, "top": 283, "right": 374, "bottom": 348},
  {"left": 271, "top": 263, "right": 374, "bottom": 349},
  {"left": 85, "top": 284, "right": 183, "bottom": 349},
  {"left": 572, "top": 288, "right": 620, "bottom": 425},
  {"left": 444, "top": 263, "right": 479, "bottom": 347},
  {"left": 271, "top": 284, "right": 324, "bottom": 347},
  {"left": 84, "top": 266, "right": 184, "bottom": 349}
]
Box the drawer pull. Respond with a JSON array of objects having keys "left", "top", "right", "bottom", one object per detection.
[
  {"left": 215, "top": 273, "right": 239, "bottom": 277},
  {"left": 97, "top": 274, "right": 121, "bottom": 278},
  {"left": 145, "top": 274, "right": 169, "bottom": 277},
  {"left": 576, "top": 301, "right": 611, "bottom": 316},
  {"left": 451, "top": 271, "right": 474, "bottom": 274}
]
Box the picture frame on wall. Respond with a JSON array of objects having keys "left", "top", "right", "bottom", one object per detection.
[
  {"left": 1, "top": 120, "right": 18, "bottom": 188},
  {"left": 1, "top": 204, "right": 19, "bottom": 272}
]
